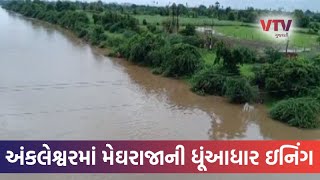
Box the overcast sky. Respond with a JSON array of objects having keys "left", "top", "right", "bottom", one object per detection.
[{"left": 90, "top": 0, "right": 320, "bottom": 11}]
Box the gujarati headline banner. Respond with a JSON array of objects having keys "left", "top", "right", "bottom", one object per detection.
[{"left": 0, "top": 141, "right": 318, "bottom": 173}]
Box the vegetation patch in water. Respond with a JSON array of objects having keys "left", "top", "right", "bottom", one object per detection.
[{"left": 270, "top": 98, "right": 320, "bottom": 129}]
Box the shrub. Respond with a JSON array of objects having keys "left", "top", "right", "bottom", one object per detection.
[
  {"left": 106, "top": 35, "right": 125, "bottom": 48},
  {"left": 180, "top": 24, "right": 196, "bottom": 36},
  {"left": 122, "top": 30, "right": 137, "bottom": 38},
  {"left": 167, "top": 34, "right": 184, "bottom": 45},
  {"left": 142, "top": 19, "right": 147, "bottom": 25},
  {"left": 147, "top": 24, "right": 157, "bottom": 33},
  {"left": 258, "top": 59, "right": 320, "bottom": 98},
  {"left": 215, "top": 41, "right": 245, "bottom": 74},
  {"left": 270, "top": 98, "right": 320, "bottom": 128},
  {"left": 127, "top": 34, "right": 166, "bottom": 65},
  {"left": 162, "top": 43, "right": 203, "bottom": 77},
  {"left": 167, "top": 34, "right": 203, "bottom": 47},
  {"left": 224, "top": 77, "right": 258, "bottom": 103},
  {"left": 182, "top": 36, "right": 204, "bottom": 48},
  {"left": 239, "top": 47, "right": 257, "bottom": 63},
  {"left": 264, "top": 47, "right": 282, "bottom": 63},
  {"left": 109, "top": 22, "right": 123, "bottom": 33},
  {"left": 147, "top": 45, "right": 171, "bottom": 68},
  {"left": 89, "top": 25, "right": 106, "bottom": 45},
  {"left": 191, "top": 67, "right": 226, "bottom": 95}
]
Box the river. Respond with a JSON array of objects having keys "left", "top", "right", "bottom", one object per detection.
[{"left": 0, "top": 7, "right": 319, "bottom": 180}]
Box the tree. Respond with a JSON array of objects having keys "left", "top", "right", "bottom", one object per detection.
[
  {"left": 215, "top": 41, "right": 245, "bottom": 74},
  {"left": 215, "top": 1, "right": 220, "bottom": 10},
  {"left": 228, "top": 12, "right": 236, "bottom": 21},
  {"left": 294, "top": 9, "right": 310, "bottom": 28}
]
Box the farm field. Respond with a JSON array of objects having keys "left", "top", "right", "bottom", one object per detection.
[
  {"left": 136, "top": 15, "right": 319, "bottom": 48},
  {"left": 213, "top": 25, "right": 319, "bottom": 48},
  {"left": 134, "top": 14, "right": 248, "bottom": 26}
]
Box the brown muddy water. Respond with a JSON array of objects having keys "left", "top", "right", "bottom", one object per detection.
[{"left": 0, "top": 8, "right": 320, "bottom": 180}]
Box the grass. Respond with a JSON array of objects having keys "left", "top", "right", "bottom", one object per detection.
[
  {"left": 213, "top": 25, "right": 318, "bottom": 48},
  {"left": 137, "top": 15, "right": 318, "bottom": 48},
  {"left": 134, "top": 15, "right": 249, "bottom": 26}
]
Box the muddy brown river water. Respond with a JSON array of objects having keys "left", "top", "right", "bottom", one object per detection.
[{"left": 0, "top": 7, "right": 320, "bottom": 180}]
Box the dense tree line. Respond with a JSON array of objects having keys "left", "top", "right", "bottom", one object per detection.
[{"left": 4, "top": 0, "right": 320, "bottom": 27}]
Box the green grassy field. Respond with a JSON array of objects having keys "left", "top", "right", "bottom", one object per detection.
[
  {"left": 134, "top": 15, "right": 248, "bottom": 26},
  {"left": 137, "top": 15, "right": 319, "bottom": 48},
  {"left": 213, "top": 25, "right": 319, "bottom": 48}
]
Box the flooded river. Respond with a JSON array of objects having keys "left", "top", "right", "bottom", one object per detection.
[{"left": 0, "top": 8, "right": 319, "bottom": 180}]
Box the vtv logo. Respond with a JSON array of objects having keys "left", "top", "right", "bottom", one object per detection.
[{"left": 260, "top": 19, "right": 292, "bottom": 31}]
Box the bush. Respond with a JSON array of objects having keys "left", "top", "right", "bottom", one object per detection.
[
  {"left": 142, "top": 19, "right": 147, "bottom": 25},
  {"left": 147, "top": 45, "right": 171, "bottom": 68},
  {"left": 109, "top": 22, "right": 123, "bottom": 33},
  {"left": 147, "top": 24, "right": 157, "bottom": 33},
  {"left": 264, "top": 47, "right": 282, "bottom": 63},
  {"left": 182, "top": 36, "right": 204, "bottom": 48},
  {"left": 106, "top": 35, "right": 125, "bottom": 48},
  {"left": 167, "top": 34, "right": 184, "bottom": 45},
  {"left": 215, "top": 41, "right": 245, "bottom": 74},
  {"left": 162, "top": 43, "right": 203, "bottom": 77},
  {"left": 180, "top": 24, "right": 196, "bottom": 36},
  {"left": 258, "top": 59, "right": 320, "bottom": 98},
  {"left": 270, "top": 98, "right": 320, "bottom": 128},
  {"left": 224, "top": 77, "right": 258, "bottom": 103},
  {"left": 127, "top": 34, "right": 166, "bottom": 65},
  {"left": 89, "top": 25, "right": 106, "bottom": 45},
  {"left": 167, "top": 34, "right": 203, "bottom": 47},
  {"left": 191, "top": 67, "right": 226, "bottom": 95}
]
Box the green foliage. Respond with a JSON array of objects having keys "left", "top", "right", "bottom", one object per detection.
[
  {"left": 228, "top": 12, "right": 236, "bottom": 21},
  {"left": 162, "top": 43, "right": 203, "bottom": 77},
  {"left": 105, "top": 35, "right": 125, "bottom": 48},
  {"left": 215, "top": 41, "right": 248, "bottom": 74},
  {"left": 180, "top": 36, "right": 204, "bottom": 48},
  {"left": 224, "top": 77, "right": 258, "bottom": 103},
  {"left": 147, "top": 45, "right": 171, "bottom": 68},
  {"left": 191, "top": 67, "right": 226, "bottom": 95},
  {"left": 257, "top": 59, "right": 320, "bottom": 98},
  {"left": 162, "top": 18, "right": 179, "bottom": 33},
  {"left": 180, "top": 24, "right": 196, "bottom": 36},
  {"left": 270, "top": 98, "right": 320, "bottom": 128},
  {"left": 294, "top": 9, "right": 311, "bottom": 28},
  {"left": 239, "top": 47, "right": 257, "bottom": 64},
  {"left": 317, "top": 36, "right": 320, "bottom": 45},
  {"left": 126, "top": 34, "right": 166, "bottom": 65},
  {"left": 264, "top": 47, "right": 282, "bottom": 63},
  {"left": 167, "top": 34, "right": 203, "bottom": 47},
  {"left": 308, "top": 22, "right": 320, "bottom": 34},
  {"left": 89, "top": 25, "right": 106, "bottom": 45},
  {"left": 147, "top": 24, "right": 157, "bottom": 33},
  {"left": 93, "top": 11, "right": 139, "bottom": 32},
  {"left": 142, "top": 19, "right": 147, "bottom": 25}
]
